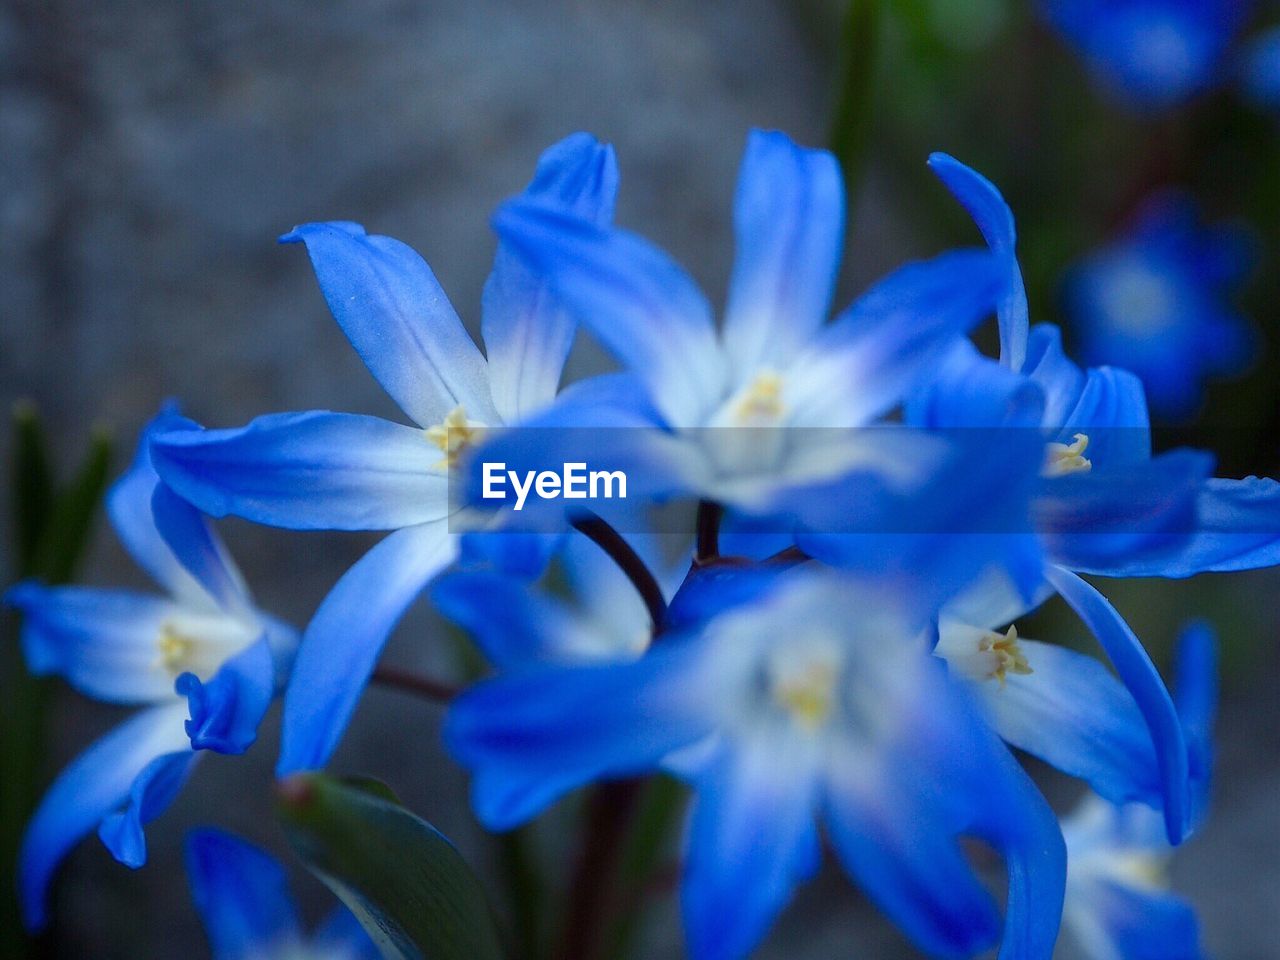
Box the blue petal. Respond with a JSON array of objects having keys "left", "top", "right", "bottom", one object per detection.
[
  {"left": 491, "top": 199, "right": 726, "bottom": 426},
  {"left": 1037, "top": 449, "right": 1214, "bottom": 574},
  {"left": 1045, "top": 566, "right": 1189, "bottom": 843},
  {"left": 107, "top": 405, "right": 214, "bottom": 605},
  {"left": 1022, "top": 324, "right": 1087, "bottom": 427},
  {"left": 280, "top": 221, "right": 497, "bottom": 427},
  {"left": 4, "top": 582, "right": 185, "bottom": 703},
  {"left": 928, "top": 153, "right": 1028, "bottom": 370},
  {"left": 151, "top": 483, "right": 252, "bottom": 615},
  {"left": 1174, "top": 622, "right": 1217, "bottom": 827},
  {"left": 151, "top": 411, "right": 449, "bottom": 531},
  {"left": 17, "top": 702, "right": 192, "bottom": 930},
  {"left": 456, "top": 530, "right": 562, "bottom": 579},
  {"left": 1059, "top": 366, "right": 1151, "bottom": 466},
  {"left": 98, "top": 750, "right": 199, "bottom": 867},
  {"left": 721, "top": 129, "right": 844, "bottom": 380},
  {"left": 483, "top": 133, "right": 618, "bottom": 423},
  {"left": 905, "top": 339, "right": 1046, "bottom": 428},
  {"left": 792, "top": 249, "right": 1005, "bottom": 427},
  {"left": 276, "top": 521, "right": 456, "bottom": 775},
  {"left": 1089, "top": 476, "right": 1280, "bottom": 578},
  {"left": 185, "top": 829, "right": 302, "bottom": 960},
  {"left": 312, "top": 906, "right": 380, "bottom": 959},
  {"left": 680, "top": 742, "right": 820, "bottom": 960},
  {"left": 177, "top": 633, "right": 277, "bottom": 754},
  {"left": 965, "top": 637, "right": 1161, "bottom": 806},
  {"left": 444, "top": 635, "right": 715, "bottom": 830},
  {"left": 1075, "top": 879, "right": 1205, "bottom": 960},
  {"left": 430, "top": 569, "right": 597, "bottom": 669}
]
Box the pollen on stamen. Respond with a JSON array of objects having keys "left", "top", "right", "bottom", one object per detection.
[
  {"left": 1043, "top": 432, "right": 1092, "bottom": 477},
  {"left": 735, "top": 371, "right": 785, "bottom": 424},
  {"left": 772, "top": 662, "right": 837, "bottom": 731},
  {"left": 979, "top": 625, "right": 1032, "bottom": 687},
  {"left": 425, "top": 405, "right": 485, "bottom": 469},
  {"left": 157, "top": 623, "right": 197, "bottom": 674}
]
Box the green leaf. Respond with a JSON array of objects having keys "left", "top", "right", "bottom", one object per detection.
[
  {"left": 828, "top": 0, "right": 884, "bottom": 202},
  {"left": 31, "top": 425, "right": 113, "bottom": 584},
  {"left": 276, "top": 773, "right": 505, "bottom": 960},
  {"left": 11, "top": 401, "right": 54, "bottom": 576}
]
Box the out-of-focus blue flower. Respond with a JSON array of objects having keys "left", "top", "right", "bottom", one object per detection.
[
  {"left": 472, "top": 129, "right": 1006, "bottom": 522},
  {"left": 1064, "top": 194, "right": 1255, "bottom": 420},
  {"left": 149, "top": 134, "right": 619, "bottom": 776},
  {"left": 1240, "top": 25, "right": 1280, "bottom": 108},
  {"left": 1040, "top": 0, "right": 1252, "bottom": 109},
  {"left": 2, "top": 405, "right": 298, "bottom": 931},
  {"left": 1059, "top": 622, "right": 1216, "bottom": 960},
  {"left": 446, "top": 566, "right": 1065, "bottom": 960},
  {"left": 186, "top": 829, "right": 377, "bottom": 960}
]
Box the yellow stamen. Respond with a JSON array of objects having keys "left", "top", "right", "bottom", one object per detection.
[
  {"left": 425, "top": 406, "right": 484, "bottom": 469},
  {"left": 1043, "top": 433, "right": 1092, "bottom": 477},
  {"left": 773, "top": 662, "right": 837, "bottom": 730},
  {"left": 979, "top": 625, "right": 1032, "bottom": 687},
  {"left": 735, "top": 371, "right": 785, "bottom": 424},
  {"left": 158, "top": 624, "right": 197, "bottom": 674}
]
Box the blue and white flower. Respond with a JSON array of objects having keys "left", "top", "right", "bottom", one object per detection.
[
  {"left": 186, "top": 828, "right": 376, "bottom": 960},
  {"left": 1064, "top": 194, "right": 1255, "bottom": 420},
  {"left": 3, "top": 406, "right": 297, "bottom": 930},
  {"left": 149, "top": 134, "right": 619, "bottom": 775},
  {"left": 446, "top": 566, "right": 1065, "bottom": 960}
]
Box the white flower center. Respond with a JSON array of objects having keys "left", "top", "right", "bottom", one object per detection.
[{"left": 425, "top": 405, "right": 486, "bottom": 469}]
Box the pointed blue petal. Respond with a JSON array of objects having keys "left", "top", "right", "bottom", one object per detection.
[
  {"left": 177, "top": 633, "right": 277, "bottom": 755},
  {"left": 1089, "top": 476, "right": 1280, "bottom": 578},
  {"left": 491, "top": 199, "right": 726, "bottom": 427},
  {"left": 185, "top": 829, "right": 303, "bottom": 960},
  {"left": 98, "top": 749, "right": 199, "bottom": 867},
  {"left": 444, "top": 635, "right": 715, "bottom": 830},
  {"left": 965, "top": 638, "right": 1161, "bottom": 806},
  {"left": 721, "top": 130, "right": 844, "bottom": 380},
  {"left": 1023, "top": 324, "right": 1088, "bottom": 427},
  {"left": 793, "top": 249, "right": 1004, "bottom": 427},
  {"left": 1074, "top": 880, "right": 1205, "bottom": 960},
  {"left": 906, "top": 339, "right": 1046, "bottom": 428},
  {"left": 1059, "top": 366, "right": 1151, "bottom": 466},
  {"left": 276, "top": 522, "right": 456, "bottom": 775},
  {"left": 928, "top": 153, "right": 1028, "bottom": 370},
  {"left": 1045, "top": 566, "right": 1189, "bottom": 843},
  {"left": 280, "top": 221, "right": 497, "bottom": 427},
  {"left": 1174, "top": 622, "right": 1217, "bottom": 828},
  {"left": 483, "top": 134, "right": 618, "bottom": 422},
  {"left": 680, "top": 742, "right": 820, "bottom": 960},
  {"left": 17, "top": 702, "right": 192, "bottom": 930},
  {"left": 151, "top": 483, "right": 252, "bottom": 615},
  {"left": 151, "top": 411, "right": 449, "bottom": 531},
  {"left": 4, "top": 582, "right": 184, "bottom": 703}
]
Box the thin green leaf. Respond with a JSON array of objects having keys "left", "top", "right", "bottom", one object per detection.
[
  {"left": 32, "top": 425, "right": 113, "bottom": 584},
  {"left": 277, "top": 773, "right": 505, "bottom": 960},
  {"left": 828, "top": 0, "right": 883, "bottom": 203},
  {"left": 11, "top": 400, "right": 54, "bottom": 576}
]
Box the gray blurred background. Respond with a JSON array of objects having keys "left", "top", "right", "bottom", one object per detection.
[{"left": 1, "top": 1, "right": 1278, "bottom": 957}]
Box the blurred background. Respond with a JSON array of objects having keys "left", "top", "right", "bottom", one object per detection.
[{"left": 2, "top": 0, "right": 1278, "bottom": 957}]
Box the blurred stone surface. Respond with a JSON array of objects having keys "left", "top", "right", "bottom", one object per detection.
[{"left": 1, "top": 1, "right": 1278, "bottom": 957}]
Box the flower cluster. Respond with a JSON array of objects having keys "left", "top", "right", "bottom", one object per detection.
[{"left": 9, "top": 129, "right": 1274, "bottom": 958}]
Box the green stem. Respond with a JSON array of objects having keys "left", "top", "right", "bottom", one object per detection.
[{"left": 828, "top": 0, "right": 883, "bottom": 205}]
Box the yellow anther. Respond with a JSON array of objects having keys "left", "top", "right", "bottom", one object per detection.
[
  {"left": 773, "top": 662, "right": 837, "bottom": 731},
  {"left": 735, "top": 371, "right": 785, "bottom": 424},
  {"left": 1043, "top": 433, "right": 1092, "bottom": 477},
  {"left": 979, "top": 625, "right": 1032, "bottom": 687},
  {"left": 425, "top": 406, "right": 484, "bottom": 469},
  {"left": 158, "top": 624, "right": 197, "bottom": 674}
]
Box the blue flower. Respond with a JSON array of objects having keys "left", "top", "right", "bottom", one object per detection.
[
  {"left": 148, "top": 134, "right": 619, "bottom": 776},
  {"left": 468, "top": 129, "right": 1006, "bottom": 522},
  {"left": 1064, "top": 193, "right": 1255, "bottom": 420},
  {"left": 1240, "top": 25, "right": 1280, "bottom": 109},
  {"left": 446, "top": 566, "right": 1065, "bottom": 960},
  {"left": 1039, "top": 0, "right": 1252, "bottom": 109},
  {"left": 907, "top": 155, "right": 1237, "bottom": 843},
  {"left": 1058, "top": 622, "right": 1216, "bottom": 960},
  {"left": 2, "top": 405, "right": 297, "bottom": 931},
  {"left": 186, "top": 828, "right": 377, "bottom": 960}
]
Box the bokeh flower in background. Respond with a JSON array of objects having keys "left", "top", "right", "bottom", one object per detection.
[
  {"left": 1039, "top": 0, "right": 1253, "bottom": 109},
  {"left": 1240, "top": 24, "right": 1280, "bottom": 110},
  {"left": 1062, "top": 194, "right": 1256, "bottom": 420}
]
